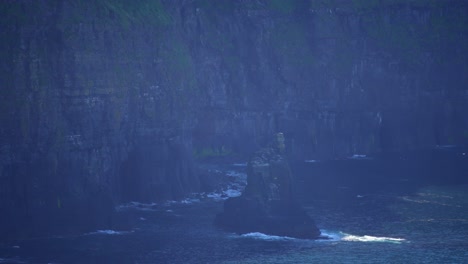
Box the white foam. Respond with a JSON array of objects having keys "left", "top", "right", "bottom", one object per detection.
[
  {"left": 341, "top": 233, "right": 405, "bottom": 244},
  {"left": 232, "top": 163, "right": 247, "bottom": 167},
  {"left": 203, "top": 169, "right": 246, "bottom": 201},
  {"left": 304, "top": 159, "right": 318, "bottom": 163},
  {"left": 223, "top": 188, "right": 242, "bottom": 198},
  {"left": 319, "top": 230, "right": 342, "bottom": 241},
  {"left": 318, "top": 230, "right": 406, "bottom": 244},
  {"left": 237, "top": 230, "right": 404, "bottom": 244},
  {"left": 205, "top": 187, "right": 242, "bottom": 201},
  {"left": 241, "top": 232, "right": 295, "bottom": 241},
  {"left": 86, "top": 229, "right": 133, "bottom": 235}
]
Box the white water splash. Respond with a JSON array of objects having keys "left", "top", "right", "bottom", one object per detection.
[
  {"left": 318, "top": 230, "right": 342, "bottom": 241},
  {"left": 206, "top": 187, "right": 242, "bottom": 201},
  {"left": 240, "top": 232, "right": 295, "bottom": 241},
  {"left": 235, "top": 230, "right": 405, "bottom": 244},
  {"left": 223, "top": 188, "right": 242, "bottom": 197},
  {"left": 319, "top": 230, "right": 405, "bottom": 244},
  {"left": 341, "top": 234, "right": 405, "bottom": 244}
]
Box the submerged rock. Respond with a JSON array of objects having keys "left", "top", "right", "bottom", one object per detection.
[{"left": 215, "top": 134, "right": 321, "bottom": 239}]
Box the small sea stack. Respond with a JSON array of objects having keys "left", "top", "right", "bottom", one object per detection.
[{"left": 215, "top": 133, "right": 321, "bottom": 239}]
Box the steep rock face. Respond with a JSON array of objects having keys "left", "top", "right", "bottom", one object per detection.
[
  {"left": 0, "top": 0, "right": 204, "bottom": 239},
  {"left": 185, "top": 0, "right": 468, "bottom": 158},
  {"left": 0, "top": 0, "right": 467, "bottom": 239}
]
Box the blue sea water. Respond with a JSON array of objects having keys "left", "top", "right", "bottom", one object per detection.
[{"left": 1, "top": 148, "right": 467, "bottom": 263}]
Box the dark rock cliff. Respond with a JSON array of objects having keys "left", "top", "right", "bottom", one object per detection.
[{"left": 1, "top": 0, "right": 467, "bottom": 239}]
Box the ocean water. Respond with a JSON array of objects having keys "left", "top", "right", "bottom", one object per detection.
[{"left": 1, "top": 148, "right": 467, "bottom": 263}]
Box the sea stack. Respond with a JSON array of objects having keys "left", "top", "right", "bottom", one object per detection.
[{"left": 215, "top": 133, "right": 321, "bottom": 239}]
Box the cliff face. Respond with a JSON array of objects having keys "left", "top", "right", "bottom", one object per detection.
[
  {"left": 1, "top": 0, "right": 467, "bottom": 239},
  {"left": 187, "top": 0, "right": 468, "bottom": 158}
]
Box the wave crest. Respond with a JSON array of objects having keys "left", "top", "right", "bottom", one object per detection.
[{"left": 341, "top": 234, "right": 405, "bottom": 243}]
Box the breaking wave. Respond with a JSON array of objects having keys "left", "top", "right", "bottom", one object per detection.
[
  {"left": 237, "top": 230, "right": 405, "bottom": 244},
  {"left": 340, "top": 233, "right": 405, "bottom": 243},
  {"left": 318, "top": 230, "right": 342, "bottom": 241},
  {"left": 320, "top": 230, "right": 406, "bottom": 243},
  {"left": 240, "top": 232, "right": 295, "bottom": 241}
]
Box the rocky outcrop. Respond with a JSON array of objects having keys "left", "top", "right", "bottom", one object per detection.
[{"left": 215, "top": 134, "right": 321, "bottom": 239}]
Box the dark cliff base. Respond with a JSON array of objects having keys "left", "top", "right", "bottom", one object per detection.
[
  {"left": 1, "top": 192, "right": 117, "bottom": 241},
  {"left": 0, "top": 161, "right": 229, "bottom": 242}
]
